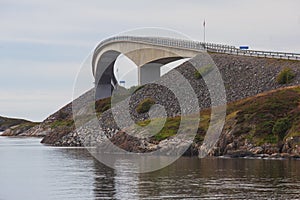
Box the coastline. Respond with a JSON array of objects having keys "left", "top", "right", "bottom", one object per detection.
[
  {"left": 2, "top": 53, "right": 300, "bottom": 160},
  {"left": 1, "top": 134, "right": 300, "bottom": 160}
]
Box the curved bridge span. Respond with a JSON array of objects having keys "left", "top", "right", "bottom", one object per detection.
[{"left": 92, "top": 36, "right": 300, "bottom": 99}]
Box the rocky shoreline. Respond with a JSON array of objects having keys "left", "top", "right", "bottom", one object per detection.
[{"left": 2, "top": 52, "right": 300, "bottom": 159}]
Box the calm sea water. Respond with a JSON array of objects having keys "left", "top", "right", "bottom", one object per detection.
[{"left": 0, "top": 136, "right": 300, "bottom": 200}]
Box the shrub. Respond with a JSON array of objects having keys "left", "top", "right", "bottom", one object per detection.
[
  {"left": 272, "top": 117, "right": 291, "bottom": 140},
  {"left": 276, "top": 67, "right": 295, "bottom": 84},
  {"left": 194, "top": 71, "right": 201, "bottom": 79},
  {"left": 194, "top": 64, "right": 214, "bottom": 79},
  {"left": 57, "top": 110, "right": 68, "bottom": 119},
  {"left": 95, "top": 97, "right": 111, "bottom": 113},
  {"left": 136, "top": 98, "right": 155, "bottom": 114},
  {"left": 153, "top": 117, "right": 180, "bottom": 141}
]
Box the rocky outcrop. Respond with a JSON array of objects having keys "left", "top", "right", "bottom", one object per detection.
[
  {"left": 209, "top": 124, "right": 300, "bottom": 159},
  {"left": 0, "top": 116, "right": 38, "bottom": 136},
  {"left": 206, "top": 86, "right": 300, "bottom": 158}
]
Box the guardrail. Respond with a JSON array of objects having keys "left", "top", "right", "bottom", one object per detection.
[
  {"left": 205, "top": 44, "right": 300, "bottom": 60},
  {"left": 94, "top": 36, "right": 300, "bottom": 61},
  {"left": 94, "top": 35, "right": 207, "bottom": 52}
]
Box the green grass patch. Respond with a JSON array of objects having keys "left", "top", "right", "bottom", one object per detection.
[
  {"left": 102, "top": 86, "right": 300, "bottom": 147},
  {"left": 95, "top": 97, "right": 111, "bottom": 114},
  {"left": 0, "top": 116, "right": 34, "bottom": 130},
  {"left": 51, "top": 120, "right": 74, "bottom": 128},
  {"left": 276, "top": 67, "right": 295, "bottom": 84},
  {"left": 226, "top": 87, "right": 300, "bottom": 144},
  {"left": 194, "top": 64, "right": 214, "bottom": 79},
  {"left": 136, "top": 119, "right": 151, "bottom": 127},
  {"left": 136, "top": 98, "right": 156, "bottom": 114},
  {"left": 256, "top": 134, "right": 278, "bottom": 146},
  {"left": 272, "top": 117, "right": 291, "bottom": 140},
  {"left": 152, "top": 117, "right": 180, "bottom": 141}
]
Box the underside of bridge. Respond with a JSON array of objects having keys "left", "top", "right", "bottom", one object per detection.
[
  {"left": 95, "top": 54, "right": 186, "bottom": 99},
  {"left": 93, "top": 40, "right": 201, "bottom": 100},
  {"left": 139, "top": 57, "right": 184, "bottom": 85},
  {"left": 94, "top": 51, "right": 119, "bottom": 100}
]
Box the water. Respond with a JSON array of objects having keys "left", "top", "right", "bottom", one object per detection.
[{"left": 0, "top": 136, "right": 300, "bottom": 200}]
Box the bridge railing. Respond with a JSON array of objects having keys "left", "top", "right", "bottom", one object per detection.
[
  {"left": 207, "top": 47, "right": 300, "bottom": 60},
  {"left": 94, "top": 36, "right": 300, "bottom": 61},
  {"left": 94, "top": 35, "right": 208, "bottom": 52},
  {"left": 205, "top": 44, "right": 300, "bottom": 60}
]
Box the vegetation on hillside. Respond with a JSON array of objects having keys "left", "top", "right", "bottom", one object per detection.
[
  {"left": 194, "top": 64, "right": 214, "bottom": 79},
  {"left": 43, "top": 85, "right": 300, "bottom": 147},
  {"left": 136, "top": 98, "right": 156, "bottom": 114},
  {"left": 276, "top": 67, "right": 295, "bottom": 84},
  {"left": 0, "top": 116, "right": 38, "bottom": 135},
  {"left": 226, "top": 87, "right": 300, "bottom": 145},
  {"left": 133, "top": 86, "right": 300, "bottom": 146}
]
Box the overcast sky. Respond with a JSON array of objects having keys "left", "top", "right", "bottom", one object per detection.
[{"left": 1, "top": 0, "right": 300, "bottom": 121}]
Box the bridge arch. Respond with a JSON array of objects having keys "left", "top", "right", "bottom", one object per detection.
[{"left": 92, "top": 36, "right": 205, "bottom": 100}]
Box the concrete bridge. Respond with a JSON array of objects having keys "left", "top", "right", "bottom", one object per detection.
[{"left": 92, "top": 36, "right": 300, "bottom": 99}]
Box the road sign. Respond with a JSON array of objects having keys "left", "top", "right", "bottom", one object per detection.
[{"left": 239, "top": 46, "right": 249, "bottom": 50}]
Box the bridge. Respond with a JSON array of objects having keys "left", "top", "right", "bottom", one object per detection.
[{"left": 92, "top": 36, "right": 300, "bottom": 99}]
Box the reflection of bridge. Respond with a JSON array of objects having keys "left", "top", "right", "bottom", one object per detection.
[{"left": 92, "top": 36, "right": 300, "bottom": 99}]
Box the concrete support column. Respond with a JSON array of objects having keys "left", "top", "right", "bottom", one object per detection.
[
  {"left": 95, "top": 84, "right": 113, "bottom": 100},
  {"left": 95, "top": 55, "right": 117, "bottom": 100},
  {"left": 139, "top": 63, "right": 162, "bottom": 85}
]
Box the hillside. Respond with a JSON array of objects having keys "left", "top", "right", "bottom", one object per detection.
[
  {"left": 18, "top": 52, "right": 300, "bottom": 157},
  {"left": 211, "top": 86, "right": 300, "bottom": 157},
  {"left": 58, "top": 86, "right": 300, "bottom": 157},
  {"left": 85, "top": 86, "right": 300, "bottom": 158},
  {"left": 0, "top": 116, "right": 38, "bottom": 136}
]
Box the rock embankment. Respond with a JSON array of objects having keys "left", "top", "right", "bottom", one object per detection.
[{"left": 22, "top": 52, "right": 300, "bottom": 158}]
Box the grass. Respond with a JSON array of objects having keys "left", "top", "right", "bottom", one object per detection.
[
  {"left": 272, "top": 117, "right": 291, "bottom": 140},
  {"left": 43, "top": 83, "right": 300, "bottom": 148},
  {"left": 9, "top": 121, "right": 39, "bottom": 131},
  {"left": 226, "top": 86, "right": 300, "bottom": 144},
  {"left": 194, "top": 64, "right": 214, "bottom": 79},
  {"left": 131, "top": 86, "right": 300, "bottom": 146},
  {"left": 50, "top": 119, "right": 74, "bottom": 129},
  {"left": 95, "top": 97, "right": 111, "bottom": 114},
  {"left": 134, "top": 111, "right": 209, "bottom": 143},
  {"left": 276, "top": 67, "right": 295, "bottom": 84},
  {"left": 0, "top": 116, "right": 39, "bottom": 135},
  {"left": 152, "top": 117, "right": 181, "bottom": 141},
  {"left": 0, "top": 116, "right": 37, "bottom": 131},
  {"left": 136, "top": 98, "right": 156, "bottom": 114}
]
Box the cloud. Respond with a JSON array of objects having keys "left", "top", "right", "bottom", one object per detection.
[
  {"left": 0, "top": 89, "right": 75, "bottom": 122},
  {"left": 1, "top": 0, "right": 300, "bottom": 121},
  {"left": 1, "top": 0, "right": 300, "bottom": 51}
]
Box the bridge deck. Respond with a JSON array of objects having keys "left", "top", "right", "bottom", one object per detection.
[{"left": 94, "top": 36, "right": 300, "bottom": 61}]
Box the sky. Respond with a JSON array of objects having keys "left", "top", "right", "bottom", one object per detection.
[{"left": 1, "top": 0, "right": 300, "bottom": 121}]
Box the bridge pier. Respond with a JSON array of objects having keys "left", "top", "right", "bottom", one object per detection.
[
  {"left": 139, "top": 63, "right": 162, "bottom": 85},
  {"left": 95, "top": 55, "right": 118, "bottom": 100},
  {"left": 95, "top": 84, "right": 113, "bottom": 100}
]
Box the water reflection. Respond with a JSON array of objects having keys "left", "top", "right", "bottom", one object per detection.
[
  {"left": 92, "top": 160, "right": 116, "bottom": 199},
  {"left": 1, "top": 137, "right": 300, "bottom": 200},
  {"left": 137, "top": 157, "right": 300, "bottom": 199}
]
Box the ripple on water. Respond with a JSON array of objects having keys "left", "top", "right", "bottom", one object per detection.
[{"left": 0, "top": 137, "right": 300, "bottom": 200}]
